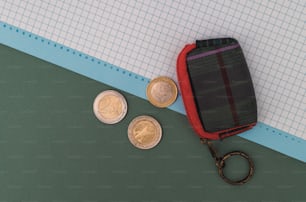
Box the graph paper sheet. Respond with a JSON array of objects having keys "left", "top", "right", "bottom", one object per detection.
[{"left": 0, "top": 0, "right": 305, "bottom": 161}]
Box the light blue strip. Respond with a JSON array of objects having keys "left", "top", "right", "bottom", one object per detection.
[
  {"left": 0, "top": 22, "right": 151, "bottom": 102},
  {"left": 0, "top": 21, "right": 305, "bottom": 162},
  {"left": 239, "top": 122, "right": 306, "bottom": 163}
]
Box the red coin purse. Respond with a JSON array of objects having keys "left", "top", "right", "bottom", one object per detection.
[{"left": 177, "top": 38, "right": 257, "bottom": 185}]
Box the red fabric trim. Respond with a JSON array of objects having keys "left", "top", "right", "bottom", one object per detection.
[{"left": 176, "top": 44, "right": 255, "bottom": 140}]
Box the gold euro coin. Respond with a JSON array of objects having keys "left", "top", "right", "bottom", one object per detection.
[
  {"left": 93, "top": 90, "right": 128, "bottom": 124},
  {"left": 146, "top": 76, "right": 178, "bottom": 108},
  {"left": 128, "top": 115, "right": 162, "bottom": 150}
]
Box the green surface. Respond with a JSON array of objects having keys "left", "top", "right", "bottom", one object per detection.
[{"left": 0, "top": 44, "right": 305, "bottom": 202}]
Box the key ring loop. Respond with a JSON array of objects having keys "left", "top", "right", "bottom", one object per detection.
[
  {"left": 218, "top": 151, "right": 255, "bottom": 185},
  {"left": 201, "top": 138, "right": 255, "bottom": 185}
]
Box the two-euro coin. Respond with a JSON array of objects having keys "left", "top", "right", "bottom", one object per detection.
[
  {"left": 93, "top": 90, "right": 128, "bottom": 124},
  {"left": 127, "top": 115, "right": 162, "bottom": 150}
]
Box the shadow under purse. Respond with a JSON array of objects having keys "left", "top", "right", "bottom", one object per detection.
[{"left": 177, "top": 38, "right": 257, "bottom": 185}]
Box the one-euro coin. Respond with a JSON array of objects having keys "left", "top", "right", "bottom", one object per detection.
[{"left": 146, "top": 76, "right": 178, "bottom": 108}]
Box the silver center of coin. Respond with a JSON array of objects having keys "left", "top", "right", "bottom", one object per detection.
[{"left": 150, "top": 81, "right": 172, "bottom": 103}]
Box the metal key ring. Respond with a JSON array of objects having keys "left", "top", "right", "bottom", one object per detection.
[
  {"left": 201, "top": 139, "right": 255, "bottom": 185},
  {"left": 218, "top": 151, "right": 255, "bottom": 185}
]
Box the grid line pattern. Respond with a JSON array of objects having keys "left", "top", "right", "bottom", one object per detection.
[{"left": 0, "top": 0, "right": 305, "bottom": 139}]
